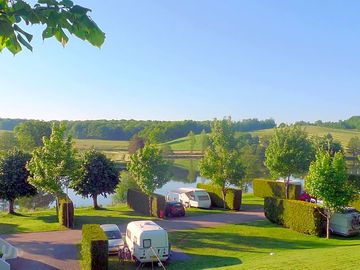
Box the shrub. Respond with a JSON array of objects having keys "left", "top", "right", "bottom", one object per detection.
[
  {"left": 81, "top": 224, "right": 108, "bottom": 270},
  {"left": 264, "top": 197, "right": 325, "bottom": 236},
  {"left": 58, "top": 197, "right": 74, "bottom": 228},
  {"left": 196, "top": 183, "right": 242, "bottom": 210},
  {"left": 127, "top": 189, "right": 166, "bottom": 217},
  {"left": 351, "top": 195, "right": 360, "bottom": 211},
  {"left": 253, "top": 179, "right": 301, "bottom": 200}
]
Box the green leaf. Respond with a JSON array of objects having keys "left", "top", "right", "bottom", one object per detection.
[
  {"left": 42, "top": 26, "right": 55, "bottom": 39},
  {"left": 13, "top": 24, "right": 33, "bottom": 42},
  {"left": 17, "top": 33, "right": 32, "bottom": 51},
  {"left": 6, "top": 35, "right": 22, "bottom": 55},
  {"left": 59, "top": 0, "right": 74, "bottom": 8},
  {"left": 54, "top": 27, "right": 68, "bottom": 46}
]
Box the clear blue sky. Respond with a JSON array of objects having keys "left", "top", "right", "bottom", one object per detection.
[{"left": 1, "top": 0, "right": 359, "bottom": 123}]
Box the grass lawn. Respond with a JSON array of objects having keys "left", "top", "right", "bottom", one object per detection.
[
  {"left": 110, "top": 220, "right": 360, "bottom": 270},
  {"left": 0, "top": 204, "right": 152, "bottom": 234}
]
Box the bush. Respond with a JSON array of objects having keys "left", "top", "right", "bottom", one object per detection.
[
  {"left": 81, "top": 224, "right": 108, "bottom": 270},
  {"left": 351, "top": 195, "right": 360, "bottom": 211},
  {"left": 253, "top": 179, "right": 301, "bottom": 200},
  {"left": 127, "top": 189, "right": 166, "bottom": 217},
  {"left": 196, "top": 183, "right": 242, "bottom": 210},
  {"left": 264, "top": 197, "right": 325, "bottom": 236},
  {"left": 58, "top": 197, "right": 74, "bottom": 228}
]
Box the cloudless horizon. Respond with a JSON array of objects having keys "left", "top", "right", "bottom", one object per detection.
[{"left": 1, "top": 0, "right": 360, "bottom": 123}]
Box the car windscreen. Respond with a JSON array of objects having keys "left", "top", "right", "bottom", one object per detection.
[{"left": 105, "top": 230, "right": 121, "bottom": 239}]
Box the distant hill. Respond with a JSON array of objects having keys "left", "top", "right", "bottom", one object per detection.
[{"left": 166, "top": 125, "right": 360, "bottom": 152}]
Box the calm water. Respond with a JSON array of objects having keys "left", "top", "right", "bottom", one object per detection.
[{"left": 50, "top": 160, "right": 254, "bottom": 208}]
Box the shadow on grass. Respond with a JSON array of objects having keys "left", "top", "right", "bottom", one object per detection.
[
  {"left": 109, "top": 254, "right": 242, "bottom": 270},
  {"left": 0, "top": 223, "right": 20, "bottom": 235},
  {"left": 240, "top": 203, "right": 264, "bottom": 211}
]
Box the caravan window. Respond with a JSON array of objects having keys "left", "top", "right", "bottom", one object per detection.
[
  {"left": 186, "top": 192, "right": 195, "bottom": 200},
  {"left": 143, "top": 239, "right": 151, "bottom": 248}
]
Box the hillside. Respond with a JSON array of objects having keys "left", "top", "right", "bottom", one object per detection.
[{"left": 166, "top": 125, "right": 360, "bottom": 152}]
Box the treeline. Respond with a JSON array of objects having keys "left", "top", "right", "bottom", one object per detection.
[
  {"left": 295, "top": 116, "right": 360, "bottom": 130},
  {"left": 0, "top": 118, "right": 276, "bottom": 142}
]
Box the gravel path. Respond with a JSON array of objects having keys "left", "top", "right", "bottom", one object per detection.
[{"left": 2, "top": 209, "right": 265, "bottom": 270}]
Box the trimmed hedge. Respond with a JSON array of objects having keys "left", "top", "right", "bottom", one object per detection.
[
  {"left": 127, "top": 189, "right": 166, "bottom": 217},
  {"left": 351, "top": 195, "right": 360, "bottom": 211},
  {"left": 264, "top": 197, "right": 325, "bottom": 236},
  {"left": 81, "top": 224, "right": 108, "bottom": 270},
  {"left": 58, "top": 197, "right": 74, "bottom": 228},
  {"left": 196, "top": 183, "right": 242, "bottom": 210},
  {"left": 253, "top": 179, "right": 302, "bottom": 200}
]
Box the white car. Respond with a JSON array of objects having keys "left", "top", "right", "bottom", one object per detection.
[{"left": 100, "top": 224, "right": 124, "bottom": 254}]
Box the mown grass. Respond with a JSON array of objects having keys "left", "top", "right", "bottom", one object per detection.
[
  {"left": 110, "top": 220, "right": 360, "bottom": 270},
  {"left": 162, "top": 135, "right": 204, "bottom": 151},
  {"left": 0, "top": 204, "right": 152, "bottom": 234}
]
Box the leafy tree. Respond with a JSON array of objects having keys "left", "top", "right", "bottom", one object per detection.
[
  {"left": 306, "top": 151, "right": 357, "bottom": 239},
  {"left": 200, "top": 129, "right": 209, "bottom": 153},
  {"left": 160, "top": 144, "right": 173, "bottom": 157},
  {"left": 128, "top": 144, "right": 170, "bottom": 214},
  {"left": 128, "top": 134, "right": 145, "bottom": 155},
  {"left": 187, "top": 131, "right": 196, "bottom": 153},
  {"left": 199, "top": 118, "right": 245, "bottom": 208},
  {"left": 112, "top": 171, "right": 138, "bottom": 204},
  {"left": 71, "top": 149, "right": 119, "bottom": 209},
  {"left": 0, "top": 131, "right": 18, "bottom": 151},
  {"left": 14, "top": 120, "right": 51, "bottom": 152},
  {"left": 347, "top": 137, "right": 360, "bottom": 174},
  {"left": 0, "top": 0, "right": 105, "bottom": 54},
  {"left": 265, "top": 125, "right": 314, "bottom": 198},
  {"left": 312, "top": 134, "right": 343, "bottom": 157},
  {"left": 0, "top": 149, "right": 36, "bottom": 214},
  {"left": 348, "top": 137, "right": 360, "bottom": 158},
  {"left": 17, "top": 191, "right": 55, "bottom": 210},
  {"left": 26, "top": 123, "right": 78, "bottom": 212}
]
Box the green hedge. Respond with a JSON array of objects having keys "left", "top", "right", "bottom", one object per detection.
[
  {"left": 351, "top": 195, "right": 360, "bottom": 211},
  {"left": 253, "top": 179, "right": 302, "bottom": 200},
  {"left": 196, "top": 183, "right": 242, "bottom": 210},
  {"left": 81, "top": 224, "right": 108, "bottom": 270},
  {"left": 127, "top": 189, "right": 166, "bottom": 217},
  {"left": 58, "top": 198, "right": 74, "bottom": 228},
  {"left": 264, "top": 197, "right": 325, "bottom": 236}
]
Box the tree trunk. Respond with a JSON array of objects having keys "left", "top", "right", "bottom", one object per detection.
[
  {"left": 285, "top": 176, "right": 290, "bottom": 199},
  {"left": 8, "top": 199, "right": 15, "bottom": 214},
  {"left": 55, "top": 196, "right": 59, "bottom": 216},
  {"left": 93, "top": 195, "right": 99, "bottom": 209},
  {"left": 149, "top": 196, "right": 153, "bottom": 216},
  {"left": 222, "top": 189, "right": 226, "bottom": 209},
  {"left": 326, "top": 211, "right": 332, "bottom": 239}
]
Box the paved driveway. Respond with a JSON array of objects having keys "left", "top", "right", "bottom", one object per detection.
[{"left": 2, "top": 209, "right": 265, "bottom": 270}]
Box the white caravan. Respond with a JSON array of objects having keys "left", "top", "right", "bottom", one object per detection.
[
  {"left": 166, "top": 188, "right": 211, "bottom": 209},
  {"left": 125, "top": 221, "right": 170, "bottom": 263}
]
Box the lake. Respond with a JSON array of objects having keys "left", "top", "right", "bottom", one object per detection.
[{"left": 68, "top": 160, "right": 208, "bottom": 207}]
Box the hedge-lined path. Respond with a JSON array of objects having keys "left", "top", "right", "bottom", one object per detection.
[{"left": 2, "top": 209, "right": 265, "bottom": 270}]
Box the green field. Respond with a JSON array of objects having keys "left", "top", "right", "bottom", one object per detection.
[
  {"left": 0, "top": 204, "right": 151, "bottom": 234},
  {"left": 110, "top": 220, "right": 360, "bottom": 270},
  {"left": 162, "top": 135, "right": 204, "bottom": 151},
  {"left": 165, "top": 125, "right": 360, "bottom": 152}
]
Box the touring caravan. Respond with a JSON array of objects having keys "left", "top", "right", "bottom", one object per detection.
[
  {"left": 125, "top": 221, "right": 170, "bottom": 263},
  {"left": 166, "top": 188, "right": 211, "bottom": 209}
]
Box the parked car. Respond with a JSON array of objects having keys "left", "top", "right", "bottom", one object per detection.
[
  {"left": 330, "top": 208, "right": 360, "bottom": 236},
  {"left": 165, "top": 201, "right": 185, "bottom": 217},
  {"left": 125, "top": 220, "right": 170, "bottom": 263},
  {"left": 100, "top": 224, "right": 124, "bottom": 254},
  {"left": 166, "top": 188, "right": 211, "bottom": 208}
]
